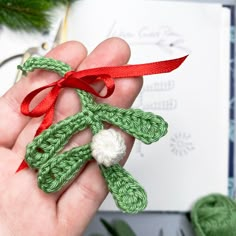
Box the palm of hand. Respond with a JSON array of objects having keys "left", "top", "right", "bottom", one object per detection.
[{"left": 0, "top": 39, "right": 143, "bottom": 236}]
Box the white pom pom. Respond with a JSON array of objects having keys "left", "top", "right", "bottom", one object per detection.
[{"left": 91, "top": 129, "right": 126, "bottom": 167}]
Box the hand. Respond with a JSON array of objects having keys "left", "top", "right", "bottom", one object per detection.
[{"left": 0, "top": 38, "right": 143, "bottom": 236}]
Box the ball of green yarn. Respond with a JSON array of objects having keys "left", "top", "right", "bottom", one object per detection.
[{"left": 191, "top": 194, "right": 236, "bottom": 236}]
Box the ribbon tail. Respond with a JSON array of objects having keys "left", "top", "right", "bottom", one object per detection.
[
  {"left": 35, "top": 106, "right": 55, "bottom": 136},
  {"left": 16, "top": 160, "right": 29, "bottom": 172},
  {"left": 72, "top": 55, "right": 188, "bottom": 79}
]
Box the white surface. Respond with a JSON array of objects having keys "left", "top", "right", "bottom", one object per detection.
[{"left": 68, "top": 0, "right": 230, "bottom": 211}]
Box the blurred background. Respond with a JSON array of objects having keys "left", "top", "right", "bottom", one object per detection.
[{"left": 0, "top": 0, "right": 235, "bottom": 235}]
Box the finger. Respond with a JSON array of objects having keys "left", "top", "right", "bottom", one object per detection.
[
  {"left": 12, "top": 38, "right": 131, "bottom": 158},
  {"left": 0, "top": 41, "right": 87, "bottom": 149},
  {"left": 79, "top": 37, "right": 131, "bottom": 70}
]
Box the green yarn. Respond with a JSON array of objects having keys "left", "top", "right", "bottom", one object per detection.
[
  {"left": 26, "top": 112, "right": 89, "bottom": 169},
  {"left": 18, "top": 56, "right": 71, "bottom": 76},
  {"left": 191, "top": 194, "right": 236, "bottom": 236},
  {"left": 19, "top": 56, "right": 168, "bottom": 213},
  {"left": 98, "top": 104, "right": 167, "bottom": 144},
  {"left": 38, "top": 144, "right": 92, "bottom": 193},
  {"left": 100, "top": 164, "right": 147, "bottom": 213}
]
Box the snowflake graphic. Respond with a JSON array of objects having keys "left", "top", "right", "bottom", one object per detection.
[{"left": 170, "top": 132, "right": 194, "bottom": 156}]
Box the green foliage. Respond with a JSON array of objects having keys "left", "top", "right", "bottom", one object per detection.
[
  {"left": 112, "top": 219, "right": 136, "bottom": 236},
  {"left": 100, "top": 218, "right": 119, "bottom": 236},
  {"left": 49, "top": 0, "right": 77, "bottom": 4},
  {"left": 0, "top": 0, "right": 76, "bottom": 32},
  {"left": 100, "top": 164, "right": 147, "bottom": 213},
  {"left": 99, "top": 218, "right": 136, "bottom": 236},
  {"left": 0, "top": 0, "right": 51, "bottom": 31}
]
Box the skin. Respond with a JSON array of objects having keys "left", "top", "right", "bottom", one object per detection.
[{"left": 0, "top": 38, "right": 143, "bottom": 236}]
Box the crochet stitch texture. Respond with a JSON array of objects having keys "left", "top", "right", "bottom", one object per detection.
[
  {"left": 19, "top": 57, "right": 168, "bottom": 213},
  {"left": 91, "top": 128, "right": 127, "bottom": 167}
]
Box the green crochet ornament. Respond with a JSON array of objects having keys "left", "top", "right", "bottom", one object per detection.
[{"left": 18, "top": 57, "right": 175, "bottom": 213}]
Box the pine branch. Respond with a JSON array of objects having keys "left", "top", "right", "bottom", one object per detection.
[
  {"left": 49, "top": 0, "right": 77, "bottom": 4},
  {"left": 0, "top": 0, "right": 77, "bottom": 32}
]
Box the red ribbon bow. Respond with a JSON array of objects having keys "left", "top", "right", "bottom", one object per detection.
[
  {"left": 17, "top": 55, "right": 187, "bottom": 171},
  {"left": 21, "top": 71, "right": 116, "bottom": 136}
]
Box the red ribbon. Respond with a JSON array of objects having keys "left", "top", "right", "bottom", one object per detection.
[{"left": 16, "top": 55, "right": 187, "bottom": 172}]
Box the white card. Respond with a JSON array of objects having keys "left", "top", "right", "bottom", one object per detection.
[{"left": 71, "top": 0, "right": 230, "bottom": 211}]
